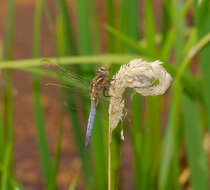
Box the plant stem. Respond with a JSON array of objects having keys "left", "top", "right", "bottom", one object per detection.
[{"left": 108, "top": 126, "right": 112, "bottom": 190}]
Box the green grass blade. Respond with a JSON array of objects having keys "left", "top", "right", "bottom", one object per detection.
[
  {"left": 1, "top": 75, "right": 14, "bottom": 190},
  {"left": 54, "top": 0, "right": 77, "bottom": 55},
  {"left": 130, "top": 94, "right": 142, "bottom": 190},
  {"left": 176, "top": 33, "right": 210, "bottom": 80},
  {"left": 180, "top": 0, "right": 193, "bottom": 17},
  {"left": 119, "top": 0, "right": 129, "bottom": 52},
  {"left": 56, "top": 14, "right": 93, "bottom": 188},
  {"left": 159, "top": 1, "right": 187, "bottom": 188},
  {"left": 76, "top": 0, "right": 93, "bottom": 76},
  {"left": 194, "top": 0, "right": 210, "bottom": 130},
  {"left": 91, "top": 111, "right": 108, "bottom": 190},
  {"left": 32, "top": 0, "right": 52, "bottom": 189},
  {"left": 76, "top": 0, "right": 92, "bottom": 55},
  {"left": 107, "top": 0, "right": 115, "bottom": 52},
  {"left": 159, "top": 81, "right": 181, "bottom": 190},
  {"left": 145, "top": 0, "right": 156, "bottom": 54},
  {"left": 182, "top": 94, "right": 208, "bottom": 190},
  {"left": 0, "top": 114, "right": 4, "bottom": 160},
  {"left": 43, "top": 1, "right": 54, "bottom": 31},
  {"left": 0, "top": 54, "right": 138, "bottom": 69},
  {"left": 119, "top": 0, "right": 139, "bottom": 52},
  {"left": 127, "top": 0, "right": 139, "bottom": 41},
  {"left": 183, "top": 28, "right": 197, "bottom": 55},
  {"left": 0, "top": 163, "right": 24, "bottom": 190},
  {"left": 2, "top": 74, "right": 14, "bottom": 145},
  {"left": 161, "top": 0, "right": 172, "bottom": 44},
  {"left": 2, "top": 0, "right": 15, "bottom": 144},
  {"left": 56, "top": 15, "right": 69, "bottom": 57},
  {"left": 9, "top": 179, "right": 24, "bottom": 190},
  {"left": 33, "top": 0, "right": 42, "bottom": 58},
  {"left": 68, "top": 175, "right": 78, "bottom": 190},
  {"left": 172, "top": 0, "right": 186, "bottom": 64},
  {"left": 160, "top": 29, "right": 174, "bottom": 60},
  {"left": 88, "top": 0, "right": 101, "bottom": 53},
  {"left": 3, "top": 0, "right": 15, "bottom": 59},
  {"left": 1, "top": 144, "right": 12, "bottom": 190},
  {"left": 106, "top": 26, "right": 151, "bottom": 56},
  {"left": 1, "top": 0, "right": 15, "bottom": 188},
  {"left": 159, "top": 30, "right": 210, "bottom": 190},
  {"left": 0, "top": 42, "right": 3, "bottom": 159},
  {"left": 49, "top": 117, "right": 64, "bottom": 190},
  {"left": 33, "top": 77, "right": 52, "bottom": 188},
  {"left": 144, "top": 1, "right": 163, "bottom": 189}
]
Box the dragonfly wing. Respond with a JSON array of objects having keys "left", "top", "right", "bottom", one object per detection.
[
  {"left": 54, "top": 61, "right": 90, "bottom": 88},
  {"left": 85, "top": 101, "right": 97, "bottom": 147}
]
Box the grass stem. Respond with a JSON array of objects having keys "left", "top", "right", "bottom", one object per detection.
[{"left": 108, "top": 126, "right": 112, "bottom": 190}]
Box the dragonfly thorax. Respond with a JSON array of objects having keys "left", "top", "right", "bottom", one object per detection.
[{"left": 89, "top": 66, "right": 109, "bottom": 104}]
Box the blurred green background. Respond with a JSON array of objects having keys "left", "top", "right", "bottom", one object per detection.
[{"left": 0, "top": 0, "right": 209, "bottom": 190}]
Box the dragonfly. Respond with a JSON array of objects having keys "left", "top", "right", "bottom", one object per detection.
[
  {"left": 85, "top": 66, "right": 109, "bottom": 147},
  {"left": 45, "top": 62, "right": 110, "bottom": 147}
]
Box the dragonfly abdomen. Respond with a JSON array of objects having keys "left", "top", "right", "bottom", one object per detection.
[{"left": 85, "top": 101, "right": 97, "bottom": 147}]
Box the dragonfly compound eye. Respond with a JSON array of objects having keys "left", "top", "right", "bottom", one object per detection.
[{"left": 98, "top": 66, "right": 109, "bottom": 76}]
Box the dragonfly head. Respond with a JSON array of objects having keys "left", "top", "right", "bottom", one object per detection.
[{"left": 97, "top": 66, "right": 109, "bottom": 76}]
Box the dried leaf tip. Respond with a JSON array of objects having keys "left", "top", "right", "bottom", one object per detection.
[{"left": 108, "top": 59, "right": 173, "bottom": 132}]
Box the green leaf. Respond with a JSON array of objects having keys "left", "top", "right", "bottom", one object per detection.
[
  {"left": 171, "top": 0, "right": 186, "bottom": 64},
  {"left": 1, "top": 0, "right": 15, "bottom": 188},
  {"left": 159, "top": 29, "right": 210, "bottom": 190},
  {"left": 3, "top": 0, "right": 15, "bottom": 59},
  {"left": 145, "top": 0, "right": 156, "bottom": 54},
  {"left": 1, "top": 144, "right": 12, "bottom": 190},
  {"left": 54, "top": 0, "right": 78, "bottom": 55},
  {"left": 32, "top": 1, "right": 52, "bottom": 189},
  {"left": 56, "top": 12, "right": 93, "bottom": 188},
  {"left": 68, "top": 175, "right": 78, "bottom": 190},
  {"left": 49, "top": 118, "right": 64, "bottom": 190},
  {"left": 0, "top": 54, "right": 137, "bottom": 69},
  {"left": 88, "top": 0, "right": 101, "bottom": 53},
  {"left": 194, "top": 0, "right": 210, "bottom": 130},
  {"left": 76, "top": 0, "right": 92, "bottom": 55},
  {"left": 107, "top": 0, "right": 116, "bottom": 52},
  {"left": 106, "top": 26, "right": 151, "bottom": 56},
  {"left": 130, "top": 94, "right": 142, "bottom": 190},
  {"left": 159, "top": 81, "right": 182, "bottom": 190},
  {"left": 160, "top": 29, "right": 174, "bottom": 61},
  {"left": 161, "top": 0, "right": 172, "bottom": 44},
  {"left": 182, "top": 94, "right": 208, "bottom": 190}
]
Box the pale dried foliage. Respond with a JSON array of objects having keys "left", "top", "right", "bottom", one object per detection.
[{"left": 108, "top": 59, "right": 173, "bottom": 132}]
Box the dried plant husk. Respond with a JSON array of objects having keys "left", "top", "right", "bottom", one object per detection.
[{"left": 108, "top": 59, "right": 173, "bottom": 133}]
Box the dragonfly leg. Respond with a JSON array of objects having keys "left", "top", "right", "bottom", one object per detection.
[{"left": 103, "top": 86, "right": 110, "bottom": 97}]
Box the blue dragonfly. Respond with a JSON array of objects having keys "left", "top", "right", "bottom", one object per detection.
[
  {"left": 46, "top": 63, "right": 110, "bottom": 147},
  {"left": 85, "top": 66, "right": 109, "bottom": 147}
]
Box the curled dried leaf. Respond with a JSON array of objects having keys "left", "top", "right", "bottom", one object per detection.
[{"left": 109, "top": 59, "right": 172, "bottom": 132}]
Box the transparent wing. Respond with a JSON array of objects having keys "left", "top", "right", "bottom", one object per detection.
[
  {"left": 44, "top": 62, "right": 109, "bottom": 112},
  {"left": 41, "top": 58, "right": 91, "bottom": 90},
  {"left": 54, "top": 62, "right": 90, "bottom": 90}
]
